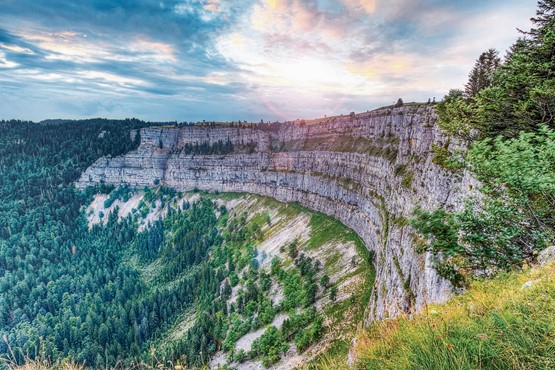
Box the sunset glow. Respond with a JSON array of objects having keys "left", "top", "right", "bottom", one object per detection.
[{"left": 0, "top": 0, "right": 536, "bottom": 121}]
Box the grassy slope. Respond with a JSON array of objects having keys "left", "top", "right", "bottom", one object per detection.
[
  {"left": 348, "top": 263, "right": 555, "bottom": 370},
  {"left": 210, "top": 195, "right": 375, "bottom": 367},
  {"left": 303, "top": 208, "right": 375, "bottom": 367},
  {"left": 128, "top": 192, "right": 374, "bottom": 368}
]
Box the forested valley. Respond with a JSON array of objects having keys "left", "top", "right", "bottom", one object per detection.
[{"left": 0, "top": 119, "right": 373, "bottom": 369}]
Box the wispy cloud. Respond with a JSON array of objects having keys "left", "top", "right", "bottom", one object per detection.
[{"left": 0, "top": 0, "right": 538, "bottom": 121}]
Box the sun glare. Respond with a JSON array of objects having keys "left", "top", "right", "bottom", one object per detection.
[{"left": 273, "top": 58, "right": 338, "bottom": 85}]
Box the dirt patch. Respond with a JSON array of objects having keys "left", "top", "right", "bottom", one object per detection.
[
  {"left": 231, "top": 344, "right": 304, "bottom": 370},
  {"left": 168, "top": 309, "right": 196, "bottom": 340},
  {"left": 256, "top": 214, "right": 311, "bottom": 268},
  {"left": 235, "top": 327, "right": 266, "bottom": 353},
  {"left": 114, "top": 193, "right": 144, "bottom": 219},
  {"left": 227, "top": 284, "right": 243, "bottom": 308},
  {"left": 269, "top": 281, "right": 284, "bottom": 306},
  {"left": 86, "top": 193, "right": 110, "bottom": 228},
  {"left": 86, "top": 192, "right": 144, "bottom": 228},
  {"left": 138, "top": 199, "right": 167, "bottom": 231}
]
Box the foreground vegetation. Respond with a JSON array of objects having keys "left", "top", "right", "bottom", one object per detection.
[
  {"left": 351, "top": 262, "right": 555, "bottom": 369},
  {"left": 343, "top": 2, "right": 555, "bottom": 368},
  {"left": 412, "top": 0, "right": 555, "bottom": 286}
]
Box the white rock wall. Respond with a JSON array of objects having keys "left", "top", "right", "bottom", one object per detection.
[{"left": 76, "top": 105, "right": 474, "bottom": 321}]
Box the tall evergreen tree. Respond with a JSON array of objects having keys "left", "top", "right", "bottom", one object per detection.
[
  {"left": 528, "top": 0, "right": 555, "bottom": 39},
  {"left": 464, "top": 48, "right": 501, "bottom": 98}
]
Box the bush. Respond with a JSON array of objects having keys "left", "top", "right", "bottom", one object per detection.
[
  {"left": 329, "top": 286, "right": 338, "bottom": 301},
  {"left": 293, "top": 316, "right": 324, "bottom": 352},
  {"left": 413, "top": 127, "right": 555, "bottom": 282},
  {"left": 319, "top": 274, "right": 330, "bottom": 289},
  {"left": 250, "top": 326, "right": 289, "bottom": 366},
  {"left": 431, "top": 144, "right": 465, "bottom": 172},
  {"left": 436, "top": 89, "right": 475, "bottom": 139},
  {"left": 401, "top": 172, "right": 413, "bottom": 189}
]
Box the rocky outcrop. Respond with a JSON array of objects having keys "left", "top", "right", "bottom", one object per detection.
[
  {"left": 76, "top": 105, "right": 475, "bottom": 321},
  {"left": 538, "top": 246, "right": 555, "bottom": 267}
]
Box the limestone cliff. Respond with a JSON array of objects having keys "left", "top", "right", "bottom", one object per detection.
[{"left": 76, "top": 105, "right": 474, "bottom": 321}]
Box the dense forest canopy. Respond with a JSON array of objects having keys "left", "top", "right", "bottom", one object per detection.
[
  {"left": 0, "top": 119, "right": 146, "bottom": 366},
  {"left": 0, "top": 118, "right": 372, "bottom": 368},
  {"left": 0, "top": 119, "right": 232, "bottom": 367}
]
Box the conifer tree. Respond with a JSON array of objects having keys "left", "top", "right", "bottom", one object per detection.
[{"left": 464, "top": 48, "right": 501, "bottom": 98}]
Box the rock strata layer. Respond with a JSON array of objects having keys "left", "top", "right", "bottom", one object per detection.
[{"left": 76, "top": 105, "right": 474, "bottom": 321}]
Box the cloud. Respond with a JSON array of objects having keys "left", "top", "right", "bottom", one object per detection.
[
  {"left": 0, "top": 51, "right": 19, "bottom": 68},
  {"left": 0, "top": 0, "right": 540, "bottom": 121},
  {"left": 341, "top": 0, "right": 377, "bottom": 14}
]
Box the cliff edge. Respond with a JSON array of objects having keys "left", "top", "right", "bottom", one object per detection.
[{"left": 76, "top": 105, "right": 475, "bottom": 321}]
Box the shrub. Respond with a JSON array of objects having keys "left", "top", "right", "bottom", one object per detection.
[
  {"left": 250, "top": 326, "right": 289, "bottom": 366},
  {"left": 435, "top": 89, "right": 476, "bottom": 139},
  {"left": 401, "top": 172, "right": 413, "bottom": 189},
  {"left": 431, "top": 144, "right": 465, "bottom": 172}
]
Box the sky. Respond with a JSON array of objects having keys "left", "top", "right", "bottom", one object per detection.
[{"left": 0, "top": 0, "right": 538, "bottom": 122}]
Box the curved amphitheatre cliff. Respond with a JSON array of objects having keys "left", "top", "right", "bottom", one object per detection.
[{"left": 76, "top": 105, "right": 475, "bottom": 321}]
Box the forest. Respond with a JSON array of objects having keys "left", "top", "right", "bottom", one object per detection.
[
  {"left": 0, "top": 118, "right": 368, "bottom": 368},
  {"left": 0, "top": 118, "right": 146, "bottom": 366},
  {"left": 2, "top": 2, "right": 554, "bottom": 369}
]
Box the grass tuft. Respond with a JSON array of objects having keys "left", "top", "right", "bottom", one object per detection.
[{"left": 353, "top": 263, "right": 555, "bottom": 369}]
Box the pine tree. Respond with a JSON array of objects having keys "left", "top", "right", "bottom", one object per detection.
[
  {"left": 464, "top": 48, "right": 501, "bottom": 98},
  {"left": 528, "top": 0, "right": 555, "bottom": 39}
]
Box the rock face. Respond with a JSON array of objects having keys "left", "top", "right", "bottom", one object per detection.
[
  {"left": 76, "top": 105, "right": 474, "bottom": 321},
  {"left": 538, "top": 246, "right": 555, "bottom": 267}
]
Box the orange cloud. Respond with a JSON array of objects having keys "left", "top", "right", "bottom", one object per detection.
[
  {"left": 204, "top": 0, "right": 220, "bottom": 12},
  {"left": 251, "top": 0, "right": 324, "bottom": 33},
  {"left": 341, "top": 0, "right": 377, "bottom": 14},
  {"left": 0, "top": 43, "right": 34, "bottom": 54},
  {"left": 17, "top": 31, "right": 114, "bottom": 63},
  {"left": 129, "top": 38, "right": 176, "bottom": 63},
  {"left": 267, "top": 0, "right": 278, "bottom": 9},
  {"left": 347, "top": 54, "right": 413, "bottom": 79}
]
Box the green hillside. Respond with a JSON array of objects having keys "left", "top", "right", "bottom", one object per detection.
[{"left": 0, "top": 117, "right": 373, "bottom": 369}]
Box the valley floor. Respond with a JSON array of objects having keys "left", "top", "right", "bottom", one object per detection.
[{"left": 83, "top": 188, "right": 375, "bottom": 369}]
